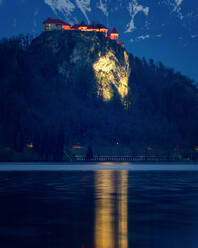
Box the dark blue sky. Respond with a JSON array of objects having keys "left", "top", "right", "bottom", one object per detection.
[{"left": 0, "top": 0, "right": 198, "bottom": 83}]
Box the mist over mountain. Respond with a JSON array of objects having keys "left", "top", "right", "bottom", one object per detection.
[{"left": 0, "top": 0, "right": 198, "bottom": 81}]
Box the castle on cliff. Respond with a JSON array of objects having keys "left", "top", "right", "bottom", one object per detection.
[{"left": 43, "top": 18, "right": 123, "bottom": 47}]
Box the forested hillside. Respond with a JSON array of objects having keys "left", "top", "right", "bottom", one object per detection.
[{"left": 0, "top": 32, "right": 197, "bottom": 161}]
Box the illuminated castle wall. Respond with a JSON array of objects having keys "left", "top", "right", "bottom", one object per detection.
[{"left": 43, "top": 18, "right": 122, "bottom": 45}]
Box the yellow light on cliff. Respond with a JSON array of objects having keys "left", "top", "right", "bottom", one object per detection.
[{"left": 93, "top": 51, "right": 130, "bottom": 102}]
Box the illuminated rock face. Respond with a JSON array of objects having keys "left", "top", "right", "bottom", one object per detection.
[
  {"left": 93, "top": 50, "right": 130, "bottom": 101},
  {"left": 31, "top": 31, "right": 130, "bottom": 104}
]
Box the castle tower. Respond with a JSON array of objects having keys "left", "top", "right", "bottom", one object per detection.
[
  {"left": 78, "top": 21, "right": 88, "bottom": 31},
  {"left": 109, "top": 28, "right": 119, "bottom": 41}
]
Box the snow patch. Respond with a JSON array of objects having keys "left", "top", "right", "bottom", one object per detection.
[
  {"left": 44, "top": 0, "right": 76, "bottom": 16},
  {"left": 44, "top": 0, "right": 91, "bottom": 24},
  {"left": 174, "top": 0, "right": 183, "bottom": 9},
  {"left": 173, "top": 0, "right": 184, "bottom": 20},
  {"left": 160, "top": 0, "right": 184, "bottom": 20},
  {"left": 13, "top": 18, "right": 17, "bottom": 28},
  {"left": 75, "top": 0, "right": 91, "bottom": 23},
  {"left": 34, "top": 8, "right": 39, "bottom": 17},
  {"left": 130, "top": 34, "right": 162, "bottom": 43},
  {"left": 97, "top": 0, "right": 108, "bottom": 17},
  {"left": 126, "top": 0, "right": 149, "bottom": 33},
  {"left": 137, "top": 34, "right": 150, "bottom": 40},
  {"left": 155, "top": 34, "right": 162, "bottom": 38}
]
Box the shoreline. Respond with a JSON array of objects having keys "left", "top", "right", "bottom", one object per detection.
[
  {"left": 0, "top": 159, "right": 198, "bottom": 163},
  {"left": 0, "top": 161, "right": 198, "bottom": 172}
]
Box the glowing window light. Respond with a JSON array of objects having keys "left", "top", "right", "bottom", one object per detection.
[{"left": 26, "top": 143, "right": 33, "bottom": 148}]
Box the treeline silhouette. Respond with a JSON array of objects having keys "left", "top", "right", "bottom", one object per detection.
[{"left": 0, "top": 34, "right": 198, "bottom": 161}]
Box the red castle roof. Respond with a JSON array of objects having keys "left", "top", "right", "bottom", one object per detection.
[
  {"left": 43, "top": 18, "right": 69, "bottom": 25},
  {"left": 111, "top": 28, "right": 119, "bottom": 34},
  {"left": 43, "top": 18, "right": 109, "bottom": 31}
]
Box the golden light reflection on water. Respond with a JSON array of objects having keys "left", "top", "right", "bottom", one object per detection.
[
  {"left": 94, "top": 171, "right": 128, "bottom": 248},
  {"left": 118, "top": 171, "right": 128, "bottom": 248}
]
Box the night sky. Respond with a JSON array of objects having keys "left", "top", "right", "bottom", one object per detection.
[{"left": 0, "top": 0, "right": 198, "bottom": 82}]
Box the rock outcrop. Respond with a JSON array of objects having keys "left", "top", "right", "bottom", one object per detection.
[{"left": 29, "top": 30, "right": 130, "bottom": 102}]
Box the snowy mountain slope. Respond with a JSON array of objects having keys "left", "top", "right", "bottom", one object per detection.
[{"left": 0, "top": 0, "right": 198, "bottom": 81}]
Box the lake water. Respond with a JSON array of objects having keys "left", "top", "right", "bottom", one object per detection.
[{"left": 0, "top": 162, "right": 198, "bottom": 248}]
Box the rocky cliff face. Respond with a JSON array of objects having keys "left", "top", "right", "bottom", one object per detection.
[{"left": 29, "top": 30, "right": 130, "bottom": 102}]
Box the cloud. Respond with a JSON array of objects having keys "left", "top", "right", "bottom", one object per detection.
[
  {"left": 126, "top": 0, "right": 149, "bottom": 33},
  {"left": 0, "top": 0, "right": 3, "bottom": 5}
]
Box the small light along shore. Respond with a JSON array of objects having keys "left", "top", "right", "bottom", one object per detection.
[{"left": 0, "top": 155, "right": 197, "bottom": 164}]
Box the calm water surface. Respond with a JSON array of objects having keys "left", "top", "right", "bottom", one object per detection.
[{"left": 0, "top": 163, "right": 198, "bottom": 247}]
